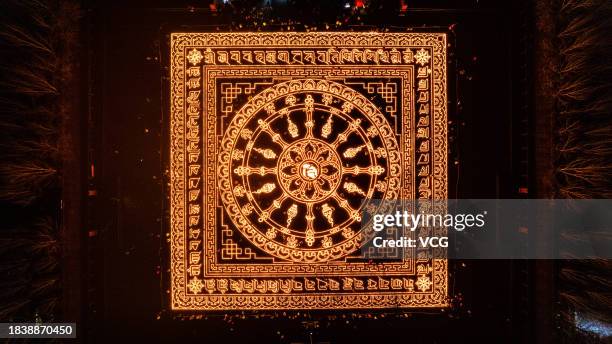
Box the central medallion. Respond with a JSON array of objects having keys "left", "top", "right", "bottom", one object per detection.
[
  {"left": 277, "top": 139, "right": 342, "bottom": 203},
  {"left": 300, "top": 162, "right": 318, "bottom": 180}
]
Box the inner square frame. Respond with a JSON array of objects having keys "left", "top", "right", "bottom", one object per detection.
[{"left": 169, "top": 32, "right": 448, "bottom": 310}]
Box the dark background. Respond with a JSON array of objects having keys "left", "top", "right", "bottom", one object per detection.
[{"left": 85, "top": 0, "right": 531, "bottom": 342}]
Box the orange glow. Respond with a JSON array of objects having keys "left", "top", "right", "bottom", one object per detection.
[{"left": 170, "top": 32, "right": 448, "bottom": 310}]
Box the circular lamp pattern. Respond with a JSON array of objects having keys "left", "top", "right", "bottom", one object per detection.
[{"left": 219, "top": 79, "right": 401, "bottom": 263}]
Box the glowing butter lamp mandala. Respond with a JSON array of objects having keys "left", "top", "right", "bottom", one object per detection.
[{"left": 170, "top": 32, "right": 448, "bottom": 310}]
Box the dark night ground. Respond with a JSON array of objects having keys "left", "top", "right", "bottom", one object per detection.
[
  {"left": 0, "top": 0, "right": 612, "bottom": 343},
  {"left": 88, "top": 1, "right": 523, "bottom": 342}
]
